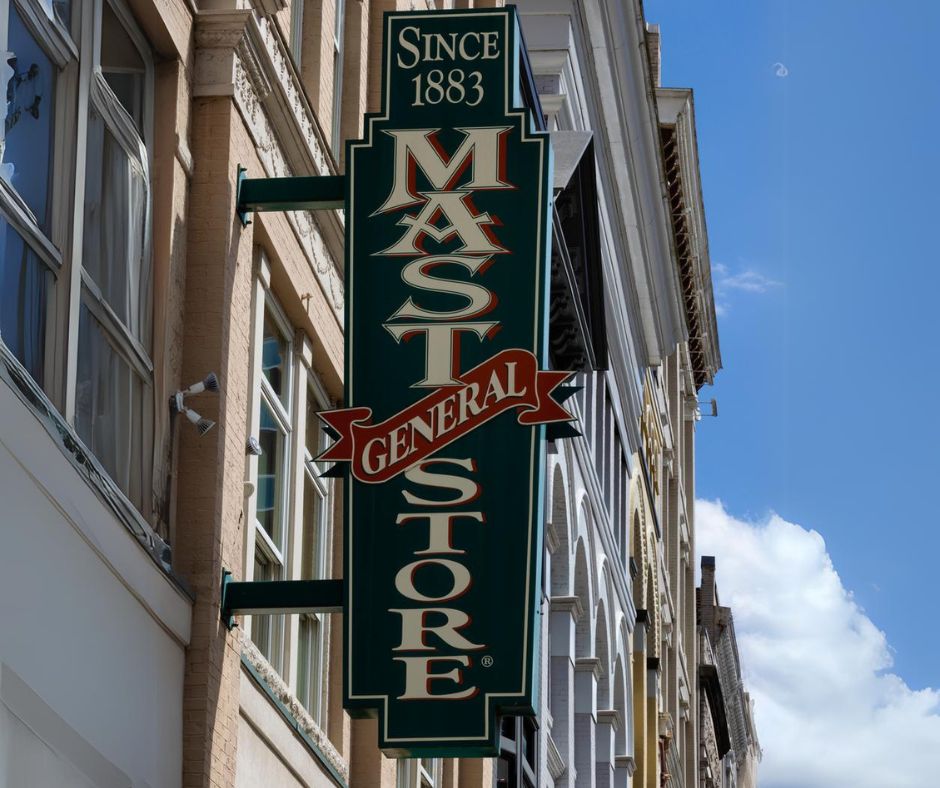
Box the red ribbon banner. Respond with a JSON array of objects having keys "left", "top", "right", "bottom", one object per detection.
[{"left": 317, "top": 349, "right": 573, "bottom": 483}]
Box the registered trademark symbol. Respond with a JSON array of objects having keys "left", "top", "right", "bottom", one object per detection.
[{"left": 481, "top": 655, "right": 494, "bottom": 668}]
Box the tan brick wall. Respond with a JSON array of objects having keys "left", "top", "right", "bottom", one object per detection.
[
  {"left": 176, "top": 94, "right": 257, "bottom": 788},
  {"left": 340, "top": 0, "right": 370, "bottom": 169},
  {"left": 292, "top": 0, "right": 342, "bottom": 152}
]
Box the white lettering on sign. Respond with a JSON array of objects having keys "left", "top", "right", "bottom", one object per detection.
[
  {"left": 389, "top": 458, "right": 485, "bottom": 700},
  {"left": 379, "top": 126, "right": 512, "bottom": 388},
  {"left": 393, "top": 655, "right": 477, "bottom": 700},
  {"left": 395, "top": 558, "right": 472, "bottom": 603},
  {"left": 378, "top": 191, "right": 505, "bottom": 257},
  {"left": 384, "top": 321, "right": 499, "bottom": 388},
  {"left": 396, "top": 511, "right": 484, "bottom": 555},
  {"left": 390, "top": 255, "right": 496, "bottom": 321},
  {"left": 376, "top": 128, "right": 511, "bottom": 216},
  {"left": 396, "top": 26, "right": 500, "bottom": 70},
  {"left": 390, "top": 608, "right": 484, "bottom": 651},
  {"left": 377, "top": 43, "right": 514, "bottom": 702}
]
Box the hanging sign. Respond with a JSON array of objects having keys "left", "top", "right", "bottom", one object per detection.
[{"left": 319, "top": 6, "right": 570, "bottom": 756}]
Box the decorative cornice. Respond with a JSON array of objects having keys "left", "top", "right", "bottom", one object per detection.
[
  {"left": 615, "top": 755, "right": 637, "bottom": 776},
  {"left": 193, "top": 8, "right": 259, "bottom": 100},
  {"left": 251, "top": 0, "right": 286, "bottom": 19},
  {"left": 575, "top": 657, "right": 603, "bottom": 679},
  {"left": 550, "top": 595, "right": 584, "bottom": 621},
  {"left": 242, "top": 640, "right": 349, "bottom": 783},
  {"left": 545, "top": 732, "right": 567, "bottom": 780},
  {"left": 193, "top": 9, "right": 345, "bottom": 321},
  {"left": 597, "top": 708, "right": 623, "bottom": 731}
]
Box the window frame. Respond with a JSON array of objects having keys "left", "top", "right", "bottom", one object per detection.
[
  {"left": 496, "top": 716, "right": 538, "bottom": 787},
  {"left": 397, "top": 758, "right": 442, "bottom": 788},
  {"left": 246, "top": 252, "right": 334, "bottom": 725},
  {"left": 68, "top": 0, "right": 155, "bottom": 514},
  {"left": 1, "top": 0, "right": 159, "bottom": 521},
  {"left": 249, "top": 286, "right": 295, "bottom": 673},
  {"left": 295, "top": 367, "right": 331, "bottom": 722},
  {"left": 0, "top": 0, "right": 79, "bottom": 390},
  {"left": 289, "top": 0, "right": 303, "bottom": 68},
  {"left": 330, "top": 0, "right": 344, "bottom": 156}
]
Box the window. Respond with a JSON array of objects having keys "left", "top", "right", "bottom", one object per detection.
[
  {"left": 296, "top": 375, "right": 331, "bottom": 722},
  {"left": 76, "top": 0, "right": 153, "bottom": 514},
  {"left": 0, "top": 0, "right": 156, "bottom": 516},
  {"left": 397, "top": 759, "right": 441, "bottom": 788},
  {"left": 1, "top": 0, "right": 73, "bottom": 387},
  {"left": 330, "top": 0, "right": 343, "bottom": 156},
  {"left": 251, "top": 298, "right": 293, "bottom": 672},
  {"left": 289, "top": 0, "right": 303, "bottom": 68},
  {"left": 247, "top": 261, "right": 333, "bottom": 725},
  {"left": 496, "top": 716, "right": 538, "bottom": 787}
]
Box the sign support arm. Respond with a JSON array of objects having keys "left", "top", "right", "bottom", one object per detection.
[
  {"left": 236, "top": 166, "right": 346, "bottom": 225},
  {"left": 221, "top": 569, "right": 344, "bottom": 629}
]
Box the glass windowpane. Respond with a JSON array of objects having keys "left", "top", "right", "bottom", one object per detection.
[
  {"left": 253, "top": 552, "right": 275, "bottom": 660},
  {"left": 262, "top": 311, "right": 289, "bottom": 404},
  {"left": 257, "top": 399, "right": 286, "bottom": 547},
  {"left": 83, "top": 104, "right": 150, "bottom": 346},
  {"left": 297, "top": 615, "right": 320, "bottom": 720},
  {"left": 100, "top": 1, "right": 145, "bottom": 131},
  {"left": 75, "top": 305, "right": 148, "bottom": 510},
  {"left": 2, "top": 5, "right": 56, "bottom": 230},
  {"left": 306, "top": 384, "right": 322, "bottom": 457},
  {"left": 0, "top": 216, "right": 48, "bottom": 384},
  {"left": 301, "top": 474, "right": 322, "bottom": 580},
  {"left": 52, "top": 0, "right": 71, "bottom": 30}
]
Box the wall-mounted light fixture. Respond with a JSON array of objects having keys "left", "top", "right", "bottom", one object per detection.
[
  {"left": 170, "top": 371, "right": 220, "bottom": 436},
  {"left": 182, "top": 406, "right": 216, "bottom": 436}
]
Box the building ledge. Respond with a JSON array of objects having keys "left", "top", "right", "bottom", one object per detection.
[{"left": 0, "top": 343, "right": 192, "bottom": 644}]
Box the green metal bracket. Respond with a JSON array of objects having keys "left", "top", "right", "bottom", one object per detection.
[
  {"left": 545, "top": 385, "right": 581, "bottom": 442},
  {"left": 235, "top": 165, "right": 346, "bottom": 226},
  {"left": 545, "top": 421, "right": 581, "bottom": 442},
  {"left": 221, "top": 569, "right": 344, "bottom": 630}
]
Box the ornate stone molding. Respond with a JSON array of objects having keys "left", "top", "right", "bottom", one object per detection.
[
  {"left": 251, "top": 0, "right": 286, "bottom": 19},
  {"left": 615, "top": 755, "right": 637, "bottom": 777},
  {"left": 575, "top": 656, "right": 603, "bottom": 679},
  {"left": 550, "top": 594, "right": 584, "bottom": 621},
  {"left": 546, "top": 732, "right": 567, "bottom": 780},
  {"left": 194, "top": 9, "right": 345, "bottom": 320},
  {"left": 597, "top": 708, "right": 623, "bottom": 731},
  {"left": 242, "top": 639, "right": 349, "bottom": 783},
  {"left": 194, "top": 9, "right": 256, "bottom": 97}
]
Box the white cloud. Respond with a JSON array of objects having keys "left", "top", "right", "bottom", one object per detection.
[
  {"left": 711, "top": 263, "right": 781, "bottom": 315},
  {"left": 697, "top": 500, "right": 940, "bottom": 788}
]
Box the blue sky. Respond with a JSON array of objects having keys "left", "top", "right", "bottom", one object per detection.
[{"left": 644, "top": 0, "right": 940, "bottom": 782}]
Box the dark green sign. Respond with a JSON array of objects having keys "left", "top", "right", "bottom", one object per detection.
[{"left": 319, "top": 7, "right": 570, "bottom": 756}]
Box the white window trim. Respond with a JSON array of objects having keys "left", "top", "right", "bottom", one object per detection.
[
  {"left": 245, "top": 252, "right": 334, "bottom": 725},
  {"left": 330, "top": 0, "right": 344, "bottom": 156},
  {"left": 64, "top": 0, "right": 154, "bottom": 425},
  {"left": 2, "top": 0, "right": 158, "bottom": 522},
  {"left": 0, "top": 0, "right": 78, "bottom": 392},
  {"left": 289, "top": 0, "right": 303, "bottom": 68},
  {"left": 397, "top": 758, "right": 442, "bottom": 788}
]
